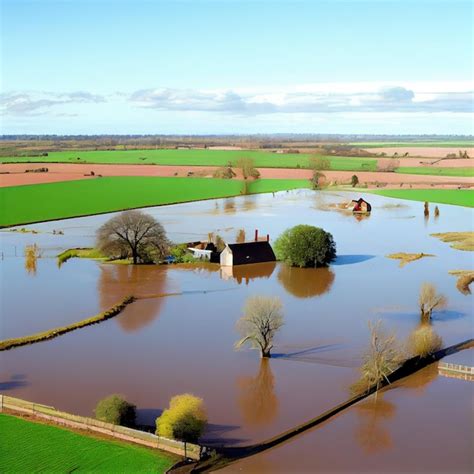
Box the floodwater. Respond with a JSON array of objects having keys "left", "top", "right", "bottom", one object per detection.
[{"left": 0, "top": 190, "right": 472, "bottom": 468}]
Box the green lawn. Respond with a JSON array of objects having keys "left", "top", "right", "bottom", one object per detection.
[
  {"left": 0, "top": 413, "right": 176, "bottom": 473},
  {"left": 0, "top": 177, "right": 310, "bottom": 227},
  {"left": 368, "top": 189, "right": 474, "bottom": 207},
  {"left": 395, "top": 167, "right": 474, "bottom": 177},
  {"left": 0, "top": 148, "right": 377, "bottom": 171},
  {"left": 349, "top": 141, "right": 474, "bottom": 148}
]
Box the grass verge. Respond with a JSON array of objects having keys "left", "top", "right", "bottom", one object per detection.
[
  {"left": 0, "top": 413, "right": 176, "bottom": 473},
  {"left": 368, "top": 189, "right": 474, "bottom": 207},
  {"left": 57, "top": 248, "right": 105, "bottom": 266},
  {"left": 0, "top": 296, "right": 134, "bottom": 351},
  {"left": 448, "top": 270, "right": 474, "bottom": 295},
  {"left": 0, "top": 177, "right": 310, "bottom": 227},
  {"left": 396, "top": 167, "right": 474, "bottom": 177},
  {"left": 386, "top": 252, "right": 435, "bottom": 267}
]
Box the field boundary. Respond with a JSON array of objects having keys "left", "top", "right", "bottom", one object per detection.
[{"left": 0, "top": 395, "right": 201, "bottom": 460}]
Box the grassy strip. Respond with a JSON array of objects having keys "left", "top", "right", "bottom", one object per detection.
[
  {"left": 448, "top": 270, "right": 474, "bottom": 295},
  {"left": 0, "top": 414, "right": 176, "bottom": 473},
  {"left": 396, "top": 167, "right": 474, "bottom": 177},
  {"left": 386, "top": 252, "right": 435, "bottom": 267},
  {"left": 0, "top": 296, "right": 135, "bottom": 351},
  {"left": 367, "top": 189, "right": 474, "bottom": 207},
  {"left": 0, "top": 148, "right": 377, "bottom": 170},
  {"left": 57, "top": 247, "right": 105, "bottom": 266},
  {"left": 0, "top": 177, "right": 310, "bottom": 227},
  {"left": 431, "top": 232, "right": 474, "bottom": 251}
]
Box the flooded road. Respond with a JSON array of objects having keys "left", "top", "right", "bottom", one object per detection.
[{"left": 1, "top": 190, "right": 472, "bottom": 459}]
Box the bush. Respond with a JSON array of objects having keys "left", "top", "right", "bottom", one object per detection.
[
  {"left": 156, "top": 394, "right": 207, "bottom": 443},
  {"left": 351, "top": 175, "right": 359, "bottom": 187},
  {"left": 274, "top": 225, "right": 336, "bottom": 268},
  {"left": 94, "top": 394, "right": 136, "bottom": 427},
  {"left": 170, "top": 244, "right": 196, "bottom": 263},
  {"left": 407, "top": 325, "right": 442, "bottom": 358}
]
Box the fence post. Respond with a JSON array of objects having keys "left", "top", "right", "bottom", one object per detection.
[{"left": 0, "top": 394, "right": 3, "bottom": 412}]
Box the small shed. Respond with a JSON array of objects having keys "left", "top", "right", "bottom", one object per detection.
[
  {"left": 351, "top": 198, "right": 372, "bottom": 214},
  {"left": 220, "top": 241, "right": 276, "bottom": 266}
]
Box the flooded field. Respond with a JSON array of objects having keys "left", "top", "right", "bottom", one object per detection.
[{"left": 1, "top": 190, "right": 472, "bottom": 468}]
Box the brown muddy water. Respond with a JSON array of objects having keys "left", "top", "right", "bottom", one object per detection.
[{"left": 0, "top": 190, "right": 472, "bottom": 469}]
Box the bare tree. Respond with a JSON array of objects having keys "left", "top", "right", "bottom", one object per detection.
[
  {"left": 351, "top": 320, "right": 402, "bottom": 394},
  {"left": 96, "top": 210, "right": 169, "bottom": 264},
  {"left": 235, "top": 296, "right": 284, "bottom": 358},
  {"left": 407, "top": 325, "right": 442, "bottom": 358},
  {"left": 419, "top": 283, "right": 447, "bottom": 321},
  {"left": 309, "top": 155, "right": 330, "bottom": 171},
  {"left": 236, "top": 157, "right": 260, "bottom": 180},
  {"left": 236, "top": 228, "right": 246, "bottom": 243}
]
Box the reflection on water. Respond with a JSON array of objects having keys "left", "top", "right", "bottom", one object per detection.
[
  {"left": 98, "top": 264, "right": 167, "bottom": 332},
  {"left": 224, "top": 198, "right": 236, "bottom": 214},
  {"left": 237, "top": 359, "right": 278, "bottom": 427},
  {"left": 355, "top": 395, "right": 396, "bottom": 453},
  {"left": 24, "top": 244, "right": 39, "bottom": 275},
  {"left": 277, "top": 266, "right": 334, "bottom": 298},
  {"left": 220, "top": 262, "right": 276, "bottom": 285}
]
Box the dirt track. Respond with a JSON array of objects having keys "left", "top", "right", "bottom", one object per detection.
[{"left": 1, "top": 163, "right": 473, "bottom": 189}]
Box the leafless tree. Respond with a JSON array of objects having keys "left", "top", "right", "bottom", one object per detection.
[
  {"left": 235, "top": 296, "right": 284, "bottom": 358},
  {"left": 236, "top": 228, "right": 246, "bottom": 243},
  {"left": 351, "top": 320, "right": 402, "bottom": 394},
  {"left": 419, "top": 283, "right": 447, "bottom": 321},
  {"left": 407, "top": 325, "right": 442, "bottom": 358},
  {"left": 236, "top": 157, "right": 260, "bottom": 180},
  {"left": 96, "top": 210, "right": 169, "bottom": 264}
]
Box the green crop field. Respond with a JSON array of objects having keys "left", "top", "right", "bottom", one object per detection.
[
  {"left": 349, "top": 141, "right": 474, "bottom": 148},
  {"left": 0, "top": 176, "right": 310, "bottom": 227},
  {"left": 368, "top": 189, "right": 474, "bottom": 207},
  {"left": 0, "top": 148, "right": 377, "bottom": 171},
  {"left": 395, "top": 167, "right": 474, "bottom": 177},
  {"left": 0, "top": 413, "right": 176, "bottom": 473}
]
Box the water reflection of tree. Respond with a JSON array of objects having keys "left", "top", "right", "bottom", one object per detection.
[
  {"left": 277, "top": 266, "right": 334, "bottom": 298},
  {"left": 237, "top": 359, "right": 278, "bottom": 427},
  {"left": 354, "top": 395, "right": 396, "bottom": 453},
  {"left": 354, "top": 362, "right": 439, "bottom": 453},
  {"left": 24, "top": 244, "right": 40, "bottom": 276},
  {"left": 98, "top": 264, "right": 167, "bottom": 332},
  {"left": 223, "top": 198, "right": 236, "bottom": 214}
]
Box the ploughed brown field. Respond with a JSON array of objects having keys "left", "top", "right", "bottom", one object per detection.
[
  {"left": 1, "top": 162, "right": 473, "bottom": 188},
  {"left": 367, "top": 146, "right": 474, "bottom": 158}
]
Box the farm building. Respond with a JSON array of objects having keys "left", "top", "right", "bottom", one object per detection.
[
  {"left": 351, "top": 198, "right": 372, "bottom": 214},
  {"left": 187, "top": 241, "right": 220, "bottom": 262},
  {"left": 220, "top": 241, "right": 276, "bottom": 266}
]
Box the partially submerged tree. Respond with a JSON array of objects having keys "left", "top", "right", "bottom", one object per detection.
[
  {"left": 236, "top": 228, "right": 246, "bottom": 243},
  {"left": 274, "top": 225, "right": 336, "bottom": 268},
  {"left": 24, "top": 244, "right": 40, "bottom": 275},
  {"left": 351, "top": 321, "right": 402, "bottom": 394},
  {"left": 156, "top": 394, "right": 207, "bottom": 443},
  {"left": 407, "top": 325, "right": 443, "bottom": 358},
  {"left": 94, "top": 394, "right": 136, "bottom": 427},
  {"left": 310, "top": 170, "right": 326, "bottom": 189},
  {"left": 236, "top": 157, "right": 260, "bottom": 180},
  {"left": 424, "top": 201, "right": 429, "bottom": 217},
  {"left": 96, "top": 210, "right": 170, "bottom": 264},
  {"left": 235, "top": 296, "right": 284, "bottom": 358},
  {"left": 419, "top": 283, "right": 447, "bottom": 321}
]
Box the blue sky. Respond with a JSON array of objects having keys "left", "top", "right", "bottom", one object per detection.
[{"left": 1, "top": 0, "right": 473, "bottom": 134}]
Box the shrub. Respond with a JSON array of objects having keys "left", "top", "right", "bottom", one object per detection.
[
  {"left": 95, "top": 394, "right": 136, "bottom": 427},
  {"left": 235, "top": 296, "right": 284, "bottom": 358},
  {"left": 156, "top": 394, "right": 207, "bottom": 443},
  {"left": 170, "top": 244, "right": 196, "bottom": 263},
  {"left": 274, "top": 225, "right": 336, "bottom": 268},
  {"left": 351, "top": 175, "right": 359, "bottom": 187},
  {"left": 407, "top": 325, "right": 442, "bottom": 358}
]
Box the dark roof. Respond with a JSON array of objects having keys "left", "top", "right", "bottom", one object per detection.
[
  {"left": 227, "top": 241, "right": 276, "bottom": 265},
  {"left": 351, "top": 198, "right": 372, "bottom": 211}
]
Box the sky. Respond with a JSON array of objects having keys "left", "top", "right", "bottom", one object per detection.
[{"left": 1, "top": 0, "right": 473, "bottom": 135}]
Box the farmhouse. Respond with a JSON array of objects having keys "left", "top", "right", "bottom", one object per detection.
[
  {"left": 220, "top": 241, "right": 276, "bottom": 266},
  {"left": 351, "top": 198, "right": 372, "bottom": 214}
]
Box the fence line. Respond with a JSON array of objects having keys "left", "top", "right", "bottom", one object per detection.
[{"left": 0, "top": 394, "right": 201, "bottom": 460}]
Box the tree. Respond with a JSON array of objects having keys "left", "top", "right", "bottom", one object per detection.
[
  {"left": 424, "top": 201, "right": 429, "bottom": 217},
  {"left": 310, "top": 170, "right": 326, "bottom": 189},
  {"left": 156, "top": 394, "right": 207, "bottom": 443},
  {"left": 96, "top": 210, "right": 170, "bottom": 264},
  {"left": 407, "top": 325, "right": 442, "bottom": 358},
  {"left": 236, "top": 157, "right": 260, "bottom": 180},
  {"left": 274, "top": 225, "right": 336, "bottom": 268},
  {"left": 236, "top": 228, "right": 246, "bottom": 243},
  {"left": 235, "top": 296, "right": 284, "bottom": 358},
  {"left": 351, "top": 175, "right": 359, "bottom": 187},
  {"left": 309, "top": 156, "right": 330, "bottom": 171},
  {"left": 419, "top": 283, "right": 447, "bottom": 321},
  {"left": 351, "top": 321, "right": 402, "bottom": 394},
  {"left": 94, "top": 394, "right": 136, "bottom": 427},
  {"left": 24, "top": 244, "right": 40, "bottom": 275},
  {"left": 213, "top": 162, "right": 236, "bottom": 179}
]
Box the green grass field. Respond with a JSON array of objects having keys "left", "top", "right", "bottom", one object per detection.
[
  {"left": 368, "top": 189, "right": 474, "bottom": 207},
  {"left": 0, "top": 413, "right": 176, "bottom": 473},
  {"left": 0, "top": 148, "right": 377, "bottom": 171},
  {"left": 395, "top": 167, "right": 474, "bottom": 177},
  {"left": 349, "top": 141, "right": 474, "bottom": 148},
  {"left": 0, "top": 177, "right": 310, "bottom": 227}
]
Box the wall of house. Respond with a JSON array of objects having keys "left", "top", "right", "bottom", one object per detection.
[{"left": 220, "top": 246, "right": 233, "bottom": 266}]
